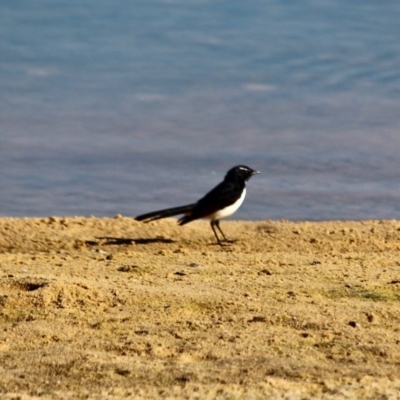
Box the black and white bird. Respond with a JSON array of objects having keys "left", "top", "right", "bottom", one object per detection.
[{"left": 135, "top": 165, "right": 259, "bottom": 245}]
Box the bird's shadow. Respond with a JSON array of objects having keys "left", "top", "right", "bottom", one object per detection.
[
  {"left": 86, "top": 236, "right": 176, "bottom": 246},
  {"left": 84, "top": 237, "right": 236, "bottom": 248}
]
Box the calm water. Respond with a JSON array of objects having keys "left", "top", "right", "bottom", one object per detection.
[{"left": 1, "top": 0, "right": 400, "bottom": 220}]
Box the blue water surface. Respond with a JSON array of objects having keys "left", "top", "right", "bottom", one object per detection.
[{"left": 1, "top": 0, "right": 400, "bottom": 220}]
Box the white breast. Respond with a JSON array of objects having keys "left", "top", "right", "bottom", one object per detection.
[{"left": 206, "top": 188, "right": 246, "bottom": 220}]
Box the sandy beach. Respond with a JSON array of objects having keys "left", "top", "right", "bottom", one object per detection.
[{"left": 1, "top": 216, "right": 400, "bottom": 399}]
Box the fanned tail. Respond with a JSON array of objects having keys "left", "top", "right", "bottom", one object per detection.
[{"left": 135, "top": 204, "right": 195, "bottom": 223}]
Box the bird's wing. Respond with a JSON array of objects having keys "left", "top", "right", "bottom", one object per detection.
[{"left": 180, "top": 181, "right": 242, "bottom": 223}]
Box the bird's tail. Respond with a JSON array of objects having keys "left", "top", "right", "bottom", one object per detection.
[
  {"left": 135, "top": 204, "right": 195, "bottom": 223},
  {"left": 178, "top": 214, "right": 195, "bottom": 226}
]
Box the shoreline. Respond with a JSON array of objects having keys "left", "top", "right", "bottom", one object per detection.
[{"left": 1, "top": 217, "right": 400, "bottom": 398}]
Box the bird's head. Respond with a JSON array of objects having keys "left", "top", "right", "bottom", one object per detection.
[{"left": 225, "top": 165, "right": 260, "bottom": 182}]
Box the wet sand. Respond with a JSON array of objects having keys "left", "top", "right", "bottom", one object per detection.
[{"left": 1, "top": 216, "right": 400, "bottom": 399}]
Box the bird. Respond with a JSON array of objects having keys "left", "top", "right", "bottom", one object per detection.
[{"left": 135, "top": 165, "right": 260, "bottom": 245}]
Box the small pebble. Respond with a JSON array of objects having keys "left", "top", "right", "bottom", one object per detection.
[
  {"left": 348, "top": 321, "right": 361, "bottom": 328},
  {"left": 188, "top": 262, "right": 200, "bottom": 268}
]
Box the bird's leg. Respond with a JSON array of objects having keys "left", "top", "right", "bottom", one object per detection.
[
  {"left": 210, "top": 220, "right": 223, "bottom": 245},
  {"left": 215, "top": 220, "right": 236, "bottom": 243}
]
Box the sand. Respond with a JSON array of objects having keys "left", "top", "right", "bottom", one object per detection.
[{"left": 0, "top": 216, "right": 400, "bottom": 399}]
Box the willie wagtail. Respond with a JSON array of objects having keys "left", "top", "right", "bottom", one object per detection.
[{"left": 135, "top": 165, "right": 259, "bottom": 245}]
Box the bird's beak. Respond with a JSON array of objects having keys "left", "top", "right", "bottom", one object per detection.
[{"left": 252, "top": 170, "right": 260, "bottom": 175}]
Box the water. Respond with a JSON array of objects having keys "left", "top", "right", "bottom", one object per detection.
[{"left": 1, "top": 0, "right": 400, "bottom": 220}]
